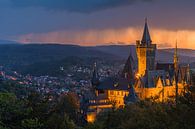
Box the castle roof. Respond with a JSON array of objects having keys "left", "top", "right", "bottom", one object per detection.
[
  {"left": 178, "top": 65, "right": 190, "bottom": 83},
  {"left": 136, "top": 70, "right": 172, "bottom": 88},
  {"left": 156, "top": 63, "right": 175, "bottom": 79},
  {"left": 156, "top": 63, "right": 174, "bottom": 71},
  {"left": 141, "top": 18, "right": 152, "bottom": 45},
  {"left": 122, "top": 52, "right": 135, "bottom": 81},
  {"left": 96, "top": 77, "right": 129, "bottom": 91},
  {"left": 91, "top": 62, "right": 100, "bottom": 86}
]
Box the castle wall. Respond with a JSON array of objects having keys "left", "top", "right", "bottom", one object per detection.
[
  {"left": 135, "top": 82, "right": 186, "bottom": 102},
  {"left": 107, "top": 90, "right": 129, "bottom": 108}
]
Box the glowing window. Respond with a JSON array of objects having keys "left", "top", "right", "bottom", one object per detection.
[{"left": 110, "top": 91, "right": 114, "bottom": 95}]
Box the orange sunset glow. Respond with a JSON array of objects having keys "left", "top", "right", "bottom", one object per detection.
[
  {"left": 0, "top": 0, "right": 195, "bottom": 129},
  {"left": 17, "top": 28, "right": 195, "bottom": 49}
]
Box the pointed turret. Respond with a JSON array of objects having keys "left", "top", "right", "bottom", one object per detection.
[
  {"left": 91, "top": 62, "right": 100, "bottom": 87},
  {"left": 173, "top": 41, "right": 179, "bottom": 104},
  {"left": 141, "top": 18, "right": 152, "bottom": 45},
  {"left": 174, "top": 41, "right": 179, "bottom": 70},
  {"left": 122, "top": 52, "right": 135, "bottom": 82}
]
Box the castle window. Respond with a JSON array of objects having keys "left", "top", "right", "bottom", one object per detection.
[
  {"left": 117, "top": 91, "right": 120, "bottom": 95},
  {"left": 110, "top": 91, "right": 114, "bottom": 95}
]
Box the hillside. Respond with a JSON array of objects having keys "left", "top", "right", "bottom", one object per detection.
[
  {"left": 0, "top": 44, "right": 117, "bottom": 66},
  {"left": 94, "top": 45, "right": 195, "bottom": 64},
  {"left": 0, "top": 44, "right": 194, "bottom": 76},
  {"left": 0, "top": 44, "right": 119, "bottom": 76}
]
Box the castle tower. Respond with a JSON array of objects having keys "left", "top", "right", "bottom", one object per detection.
[{"left": 136, "top": 19, "right": 156, "bottom": 76}]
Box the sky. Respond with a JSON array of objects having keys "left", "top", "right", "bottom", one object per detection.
[{"left": 0, "top": 0, "right": 195, "bottom": 49}]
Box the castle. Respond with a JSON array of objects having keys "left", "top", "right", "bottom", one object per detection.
[
  {"left": 85, "top": 19, "right": 191, "bottom": 123},
  {"left": 134, "top": 19, "right": 190, "bottom": 102}
]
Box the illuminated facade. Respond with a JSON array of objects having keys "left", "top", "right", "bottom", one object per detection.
[
  {"left": 134, "top": 20, "right": 190, "bottom": 101},
  {"left": 85, "top": 19, "right": 191, "bottom": 122},
  {"left": 86, "top": 89, "right": 129, "bottom": 122},
  {"left": 136, "top": 19, "right": 156, "bottom": 76},
  {"left": 86, "top": 55, "right": 135, "bottom": 122}
]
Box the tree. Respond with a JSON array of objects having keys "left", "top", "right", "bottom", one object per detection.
[
  {"left": 46, "top": 113, "right": 75, "bottom": 129},
  {"left": 86, "top": 100, "right": 195, "bottom": 129},
  {"left": 55, "top": 93, "right": 80, "bottom": 122},
  {"left": 0, "top": 93, "right": 29, "bottom": 129},
  {"left": 21, "top": 118, "right": 43, "bottom": 129},
  {"left": 0, "top": 87, "right": 81, "bottom": 129}
]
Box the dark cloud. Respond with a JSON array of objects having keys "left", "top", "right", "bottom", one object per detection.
[{"left": 10, "top": 0, "right": 153, "bottom": 13}]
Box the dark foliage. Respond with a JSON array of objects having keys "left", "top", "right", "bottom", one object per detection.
[
  {"left": 85, "top": 99, "right": 195, "bottom": 129},
  {"left": 0, "top": 89, "right": 80, "bottom": 129}
]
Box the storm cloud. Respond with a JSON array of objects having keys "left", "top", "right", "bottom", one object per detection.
[
  {"left": 10, "top": 0, "right": 153, "bottom": 13},
  {"left": 1, "top": 0, "right": 195, "bottom": 48}
]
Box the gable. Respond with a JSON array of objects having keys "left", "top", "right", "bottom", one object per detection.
[{"left": 156, "top": 77, "right": 163, "bottom": 88}]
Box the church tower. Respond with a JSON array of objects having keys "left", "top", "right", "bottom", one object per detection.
[{"left": 136, "top": 19, "right": 156, "bottom": 76}]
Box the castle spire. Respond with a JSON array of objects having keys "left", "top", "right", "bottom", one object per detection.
[
  {"left": 141, "top": 18, "right": 152, "bottom": 45},
  {"left": 122, "top": 51, "right": 134, "bottom": 81},
  {"left": 91, "top": 62, "right": 100, "bottom": 87},
  {"left": 174, "top": 41, "right": 179, "bottom": 69},
  {"left": 174, "top": 41, "right": 179, "bottom": 104}
]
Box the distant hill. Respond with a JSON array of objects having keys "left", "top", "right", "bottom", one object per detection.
[
  {"left": 93, "top": 45, "right": 195, "bottom": 64},
  {"left": 92, "top": 45, "right": 136, "bottom": 59},
  {"left": 156, "top": 49, "right": 195, "bottom": 63},
  {"left": 0, "top": 44, "right": 119, "bottom": 75},
  {"left": 0, "top": 40, "right": 20, "bottom": 45},
  {"left": 0, "top": 44, "right": 117, "bottom": 65},
  {"left": 162, "top": 48, "right": 195, "bottom": 57},
  {"left": 0, "top": 44, "right": 194, "bottom": 76}
]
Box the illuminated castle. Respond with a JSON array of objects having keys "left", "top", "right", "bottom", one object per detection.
[
  {"left": 134, "top": 19, "right": 190, "bottom": 101},
  {"left": 85, "top": 19, "right": 191, "bottom": 122},
  {"left": 86, "top": 57, "right": 134, "bottom": 122}
]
